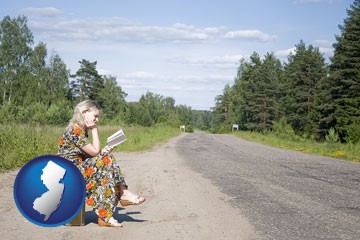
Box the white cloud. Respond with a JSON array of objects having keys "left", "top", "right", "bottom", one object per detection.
[
  {"left": 121, "top": 72, "right": 232, "bottom": 109},
  {"left": 26, "top": 11, "right": 276, "bottom": 45},
  {"left": 97, "top": 68, "right": 114, "bottom": 76},
  {"left": 313, "top": 40, "right": 334, "bottom": 56},
  {"left": 19, "top": 7, "right": 62, "bottom": 17},
  {"left": 274, "top": 47, "right": 296, "bottom": 58},
  {"left": 313, "top": 39, "right": 333, "bottom": 47},
  {"left": 120, "top": 72, "right": 233, "bottom": 90},
  {"left": 115, "top": 70, "right": 225, "bottom": 109},
  {"left": 27, "top": 16, "right": 223, "bottom": 43},
  {"left": 274, "top": 46, "right": 333, "bottom": 59},
  {"left": 204, "top": 27, "right": 224, "bottom": 34},
  {"left": 224, "top": 30, "right": 277, "bottom": 42},
  {"left": 19, "top": 7, "right": 280, "bottom": 110},
  {"left": 123, "top": 71, "right": 157, "bottom": 79},
  {"left": 319, "top": 47, "right": 334, "bottom": 55},
  {"left": 168, "top": 54, "right": 243, "bottom": 68}
]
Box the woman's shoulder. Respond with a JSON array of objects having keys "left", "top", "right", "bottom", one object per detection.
[{"left": 64, "top": 124, "right": 86, "bottom": 136}]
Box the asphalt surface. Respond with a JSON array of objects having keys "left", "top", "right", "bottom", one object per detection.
[{"left": 175, "top": 132, "right": 360, "bottom": 240}]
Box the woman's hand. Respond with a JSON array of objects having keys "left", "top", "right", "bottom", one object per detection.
[
  {"left": 84, "top": 111, "right": 97, "bottom": 129},
  {"left": 101, "top": 145, "right": 114, "bottom": 154},
  {"left": 80, "top": 108, "right": 101, "bottom": 157}
]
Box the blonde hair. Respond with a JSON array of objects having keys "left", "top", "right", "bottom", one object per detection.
[{"left": 67, "top": 100, "right": 100, "bottom": 131}]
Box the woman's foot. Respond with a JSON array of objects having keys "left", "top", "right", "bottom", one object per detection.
[
  {"left": 98, "top": 217, "right": 123, "bottom": 227},
  {"left": 120, "top": 190, "right": 145, "bottom": 206}
]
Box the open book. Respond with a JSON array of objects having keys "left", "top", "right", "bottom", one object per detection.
[{"left": 107, "top": 129, "right": 127, "bottom": 148}]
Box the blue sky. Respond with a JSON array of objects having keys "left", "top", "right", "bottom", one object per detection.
[{"left": 0, "top": 0, "right": 353, "bottom": 110}]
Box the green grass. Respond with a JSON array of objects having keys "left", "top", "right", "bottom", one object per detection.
[
  {"left": 97, "top": 125, "right": 180, "bottom": 152},
  {"left": 0, "top": 124, "right": 180, "bottom": 173},
  {"left": 232, "top": 131, "right": 360, "bottom": 163}
]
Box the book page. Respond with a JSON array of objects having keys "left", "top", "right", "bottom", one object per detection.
[{"left": 107, "top": 129, "right": 127, "bottom": 148}]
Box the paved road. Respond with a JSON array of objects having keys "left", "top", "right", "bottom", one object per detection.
[{"left": 175, "top": 132, "right": 360, "bottom": 240}]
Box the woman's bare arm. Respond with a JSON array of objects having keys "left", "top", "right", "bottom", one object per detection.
[{"left": 82, "top": 127, "right": 101, "bottom": 156}]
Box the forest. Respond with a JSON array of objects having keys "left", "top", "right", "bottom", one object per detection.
[
  {"left": 1, "top": 0, "right": 359, "bottom": 144},
  {"left": 212, "top": 0, "right": 360, "bottom": 143}
]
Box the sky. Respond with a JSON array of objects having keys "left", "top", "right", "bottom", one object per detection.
[{"left": 0, "top": 0, "right": 354, "bottom": 110}]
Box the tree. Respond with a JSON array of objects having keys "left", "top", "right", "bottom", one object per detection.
[
  {"left": 212, "top": 84, "right": 232, "bottom": 130},
  {"left": 124, "top": 101, "right": 153, "bottom": 126},
  {"left": 100, "top": 75, "right": 127, "bottom": 120},
  {"left": 46, "top": 53, "right": 71, "bottom": 104},
  {"left": 71, "top": 59, "right": 104, "bottom": 104},
  {"left": 176, "top": 104, "right": 193, "bottom": 126},
  {"left": 163, "top": 97, "right": 176, "bottom": 111},
  {"left": 28, "top": 42, "right": 47, "bottom": 104},
  {"left": 0, "top": 15, "right": 33, "bottom": 105},
  {"left": 283, "top": 41, "right": 327, "bottom": 136},
  {"left": 139, "top": 91, "right": 165, "bottom": 124},
  {"left": 227, "top": 52, "right": 283, "bottom": 132},
  {"left": 318, "top": 0, "right": 360, "bottom": 140},
  {"left": 251, "top": 53, "right": 283, "bottom": 131},
  {"left": 193, "top": 110, "right": 213, "bottom": 130}
]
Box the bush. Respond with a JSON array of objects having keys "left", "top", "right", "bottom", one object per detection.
[
  {"left": 272, "top": 117, "right": 300, "bottom": 141},
  {"left": 0, "top": 102, "right": 17, "bottom": 122},
  {"left": 45, "top": 102, "right": 72, "bottom": 125},
  {"left": 213, "top": 124, "right": 232, "bottom": 133},
  {"left": 0, "top": 124, "right": 61, "bottom": 172},
  {"left": 15, "top": 102, "right": 48, "bottom": 124},
  {"left": 325, "top": 127, "right": 339, "bottom": 144},
  {"left": 345, "top": 121, "right": 360, "bottom": 144},
  {"left": 185, "top": 125, "right": 194, "bottom": 133}
]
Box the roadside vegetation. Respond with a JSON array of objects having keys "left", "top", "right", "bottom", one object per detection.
[
  {"left": 0, "top": 124, "right": 180, "bottom": 173},
  {"left": 233, "top": 130, "right": 360, "bottom": 163}
]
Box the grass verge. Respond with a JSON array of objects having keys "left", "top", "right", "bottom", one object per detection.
[
  {"left": 233, "top": 131, "right": 360, "bottom": 163},
  {"left": 98, "top": 125, "right": 180, "bottom": 152},
  {"left": 0, "top": 124, "right": 180, "bottom": 173}
]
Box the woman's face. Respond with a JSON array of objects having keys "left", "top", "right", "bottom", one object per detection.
[{"left": 86, "top": 108, "right": 100, "bottom": 124}]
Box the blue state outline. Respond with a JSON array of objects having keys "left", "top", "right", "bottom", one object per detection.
[{"left": 13, "top": 155, "right": 86, "bottom": 227}]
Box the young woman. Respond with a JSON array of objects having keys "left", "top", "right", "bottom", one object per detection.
[{"left": 58, "top": 100, "right": 145, "bottom": 227}]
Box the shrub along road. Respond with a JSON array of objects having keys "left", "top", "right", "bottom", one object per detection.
[{"left": 1, "top": 132, "right": 359, "bottom": 239}]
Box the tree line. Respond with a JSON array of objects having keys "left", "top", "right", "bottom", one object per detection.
[
  {"left": 212, "top": 0, "right": 360, "bottom": 143},
  {"left": 0, "top": 15, "right": 209, "bottom": 129},
  {"left": 2, "top": 0, "right": 359, "bottom": 139}
]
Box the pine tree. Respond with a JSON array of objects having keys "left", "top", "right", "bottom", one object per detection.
[
  {"left": 283, "top": 41, "right": 327, "bottom": 136},
  {"left": 228, "top": 52, "right": 282, "bottom": 131},
  {"left": 71, "top": 59, "right": 104, "bottom": 104},
  {"left": 255, "top": 53, "right": 283, "bottom": 130},
  {"left": 212, "top": 84, "right": 232, "bottom": 129},
  {"left": 231, "top": 53, "right": 262, "bottom": 130},
  {"left": 320, "top": 0, "right": 360, "bottom": 140}
]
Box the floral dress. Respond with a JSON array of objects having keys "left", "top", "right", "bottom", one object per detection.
[{"left": 58, "top": 126, "right": 127, "bottom": 222}]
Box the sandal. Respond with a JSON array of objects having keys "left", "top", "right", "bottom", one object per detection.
[
  {"left": 120, "top": 195, "right": 146, "bottom": 207},
  {"left": 98, "top": 217, "right": 123, "bottom": 227}
]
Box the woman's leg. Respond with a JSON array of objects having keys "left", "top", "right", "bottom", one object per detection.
[
  {"left": 79, "top": 155, "right": 120, "bottom": 224},
  {"left": 107, "top": 153, "right": 146, "bottom": 206}
]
